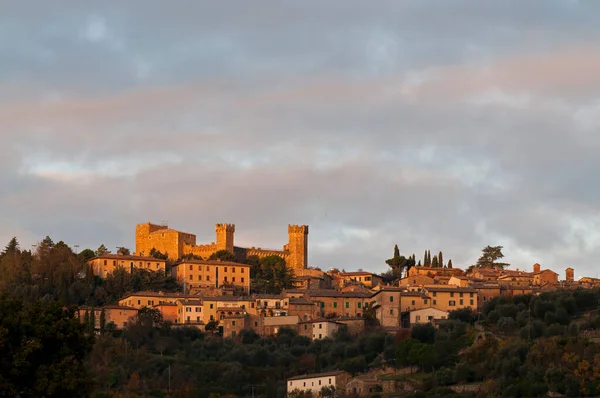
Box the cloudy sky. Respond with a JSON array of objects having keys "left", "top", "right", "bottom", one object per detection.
[{"left": 2, "top": 0, "right": 600, "bottom": 278}]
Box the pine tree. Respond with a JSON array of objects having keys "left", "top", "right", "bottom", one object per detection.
[
  {"left": 96, "top": 244, "right": 110, "bottom": 256},
  {"left": 1, "top": 237, "right": 19, "bottom": 256},
  {"left": 438, "top": 251, "right": 443, "bottom": 267},
  {"left": 447, "top": 259, "right": 453, "bottom": 269}
]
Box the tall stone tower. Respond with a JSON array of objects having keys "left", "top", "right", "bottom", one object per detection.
[
  {"left": 287, "top": 225, "right": 308, "bottom": 270},
  {"left": 533, "top": 263, "right": 541, "bottom": 273},
  {"left": 566, "top": 267, "right": 574, "bottom": 283},
  {"left": 215, "top": 223, "right": 235, "bottom": 253}
]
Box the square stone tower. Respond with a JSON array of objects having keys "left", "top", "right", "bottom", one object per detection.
[
  {"left": 215, "top": 223, "right": 235, "bottom": 253},
  {"left": 566, "top": 267, "right": 574, "bottom": 283},
  {"left": 287, "top": 225, "right": 308, "bottom": 270}
]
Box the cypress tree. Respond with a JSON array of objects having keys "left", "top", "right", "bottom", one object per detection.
[
  {"left": 394, "top": 245, "right": 400, "bottom": 258},
  {"left": 423, "top": 250, "right": 428, "bottom": 266},
  {"left": 90, "top": 308, "right": 96, "bottom": 332},
  {"left": 438, "top": 251, "right": 443, "bottom": 268},
  {"left": 84, "top": 310, "right": 90, "bottom": 333},
  {"left": 100, "top": 309, "right": 106, "bottom": 334},
  {"left": 432, "top": 256, "right": 439, "bottom": 268},
  {"left": 427, "top": 250, "right": 432, "bottom": 266},
  {"left": 448, "top": 259, "right": 453, "bottom": 269}
]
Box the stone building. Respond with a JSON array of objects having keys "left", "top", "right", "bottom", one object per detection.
[
  {"left": 287, "top": 371, "right": 352, "bottom": 396},
  {"left": 135, "top": 222, "right": 309, "bottom": 270},
  {"left": 88, "top": 254, "right": 167, "bottom": 277},
  {"left": 171, "top": 260, "right": 251, "bottom": 293}
]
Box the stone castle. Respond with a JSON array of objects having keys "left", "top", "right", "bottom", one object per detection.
[{"left": 135, "top": 222, "right": 309, "bottom": 270}]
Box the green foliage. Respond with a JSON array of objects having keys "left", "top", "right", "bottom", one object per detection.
[
  {"left": 386, "top": 246, "right": 415, "bottom": 278},
  {"left": 475, "top": 245, "right": 509, "bottom": 269},
  {"left": 250, "top": 255, "right": 295, "bottom": 294},
  {"left": 208, "top": 250, "right": 236, "bottom": 262},
  {"left": 95, "top": 244, "right": 110, "bottom": 256},
  {"left": 0, "top": 297, "right": 94, "bottom": 396},
  {"left": 149, "top": 248, "right": 169, "bottom": 260}
]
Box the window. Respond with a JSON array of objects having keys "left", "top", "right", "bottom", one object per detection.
[
  {"left": 320, "top": 302, "right": 325, "bottom": 308},
  {"left": 103, "top": 260, "right": 107, "bottom": 265},
  {"left": 365, "top": 276, "right": 371, "bottom": 281},
  {"left": 319, "top": 380, "right": 322, "bottom": 385},
  {"left": 195, "top": 307, "right": 201, "bottom": 312},
  {"left": 189, "top": 265, "right": 193, "bottom": 271},
  {"left": 433, "top": 292, "right": 437, "bottom": 297},
  {"left": 186, "top": 307, "right": 191, "bottom": 312},
  {"left": 199, "top": 275, "right": 202, "bottom": 281},
  {"left": 319, "top": 334, "right": 322, "bottom": 339},
  {"left": 138, "top": 300, "right": 141, "bottom": 305},
  {"left": 450, "top": 292, "right": 454, "bottom": 297},
  {"left": 206, "top": 266, "right": 210, "bottom": 271},
  {"left": 470, "top": 292, "right": 474, "bottom": 298},
  {"left": 411, "top": 300, "right": 415, "bottom": 305},
  {"left": 433, "top": 300, "right": 437, "bottom": 305},
  {"left": 232, "top": 277, "right": 235, "bottom": 282},
  {"left": 416, "top": 315, "right": 421, "bottom": 321},
  {"left": 460, "top": 292, "right": 463, "bottom": 297},
  {"left": 470, "top": 299, "right": 474, "bottom": 305},
  {"left": 357, "top": 312, "right": 361, "bottom": 317},
  {"left": 207, "top": 276, "right": 210, "bottom": 281},
  {"left": 232, "top": 321, "right": 236, "bottom": 326},
  {"left": 198, "top": 265, "right": 202, "bottom": 271},
  {"left": 304, "top": 325, "right": 308, "bottom": 330},
  {"left": 357, "top": 302, "right": 362, "bottom": 308},
  {"left": 460, "top": 299, "right": 464, "bottom": 305},
  {"left": 428, "top": 316, "right": 433, "bottom": 320},
  {"left": 319, "top": 324, "right": 322, "bottom": 329},
  {"left": 241, "top": 268, "right": 245, "bottom": 273},
  {"left": 189, "top": 275, "right": 193, "bottom": 280},
  {"left": 241, "top": 278, "right": 244, "bottom": 283},
  {"left": 224, "top": 267, "right": 228, "bottom": 272},
  {"left": 210, "top": 304, "right": 214, "bottom": 309},
  {"left": 329, "top": 378, "right": 332, "bottom": 384},
  {"left": 254, "top": 322, "right": 258, "bottom": 327},
  {"left": 196, "top": 316, "right": 200, "bottom": 322},
  {"left": 424, "top": 299, "right": 428, "bottom": 305},
  {"left": 232, "top": 267, "right": 235, "bottom": 273},
  {"left": 333, "top": 302, "right": 337, "bottom": 308},
  {"left": 224, "top": 276, "right": 228, "bottom": 282},
  {"left": 345, "top": 302, "right": 349, "bottom": 308},
  {"left": 449, "top": 300, "right": 456, "bottom": 306},
  {"left": 390, "top": 309, "right": 393, "bottom": 315},
  {"left": 389, "top": 296, "right": 394, "bottom": 302}
]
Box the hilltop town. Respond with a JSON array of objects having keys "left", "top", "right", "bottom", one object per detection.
[{"left": 52, "top": 221, "right": 599, "bottom": 396}]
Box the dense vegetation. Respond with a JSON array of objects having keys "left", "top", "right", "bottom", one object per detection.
[{"left": 5, "top": 237, "right": 600, "bottom": 397}]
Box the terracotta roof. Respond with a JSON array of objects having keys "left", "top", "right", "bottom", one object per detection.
[
  {"left": 340, "top": 271, "right": 376, "bottom": 276},
  {"left": 289, "top": 298, "right": 315, "bottom": 305},
  {"left": 288, "top": 370, "right": 349, "bottom": 381},
  {"left": 298, "top": 317, "right": 345, "bottom": 325},
  {"left": 120, "top": 291, "right": 196, "bottom": 299},
  {"left": 305, "top": 290, "right": 372, "bottom": 298},
  {"left": 173, "top": 260, "right": 249, "bottom": 267},
  {"left": 179, "top": 299, "right": 203, "bottom": 305},
  {"left": 89, "top": 254, "right": 166, "bottom": 262},
  {"left": 424, "top": 286, "right": 477, "bottom": 293}
]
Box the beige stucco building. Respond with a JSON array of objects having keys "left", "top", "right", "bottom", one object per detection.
[
  {"left": 287, "top": 371, "right": 352, "bottom": 395},
  {"left": 88, "top": 254, "right": 166, "bottom": 277},
  {"left": 171, "top": 260, "right": 251, "bottom": 293}
]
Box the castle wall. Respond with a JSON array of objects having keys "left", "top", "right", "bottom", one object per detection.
[{"left": 135, "top": 222, "right": 308, "bottom": 268}]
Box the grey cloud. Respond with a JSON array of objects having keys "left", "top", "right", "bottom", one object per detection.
[{"left": 2, "top": 1, "right": 600, "bottom": 276}]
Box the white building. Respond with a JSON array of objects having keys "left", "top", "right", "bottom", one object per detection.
[
  {"left": 287, "top": 370, "right": 351, "bottom": 396},
  {"left": 299, "top": 318, "right": 344, "bottom": 340},
  {"left": 409, "top": 307, "right": 448, "bottom": 326}
]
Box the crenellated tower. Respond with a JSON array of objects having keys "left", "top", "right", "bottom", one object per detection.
[
  {"left": 215, "top": 223, "right": 235, "bottom": 253},
  {"left": 287, "top": 225, "right": 308, "bottom": 270}
]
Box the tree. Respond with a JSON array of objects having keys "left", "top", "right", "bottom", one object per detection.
[
  {"left": 100, "top": 308, "right": 106, "bottom": 333},
  {"left": 423, "top": 250, "right": 428, "bottom": 266},
  {"left": 209, "top": 250, "right": 236, "bottom": 262},
  {"left": 1, "top": 237, "right": 19, "bottom": 255},
  {"left": 149, "top": 248, "right": 169, "bottom": 260},
  {"left": 96, "top": 244, "right": 110, "bottom": 256},
  {"left": 78, "top": 248, "right": 96, "bottom": 261},
  {"left": 117, "top": 247, "right": 130, "bottom": 256},
  {"left": 438, "top": 251, "right": 443, "bottom": 267},
  {"left": 431, "top": 256, "right": 439, "bottom": 268},
  {"left": 0, "top": 297, "right": 94, "bottom": 396},
  {"left": 386, "top": 245, "right": 409, "bottom": 278},
  {"left": 447, "top": 259, "right": 453, "bottom": 269},
  {"left": 475, "top": 245, "right": 509, "bottom": 269}
]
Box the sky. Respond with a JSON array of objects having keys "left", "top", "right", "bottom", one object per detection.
[{"left": 2, "top": 0, "right": 600, "bottom": 278}]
